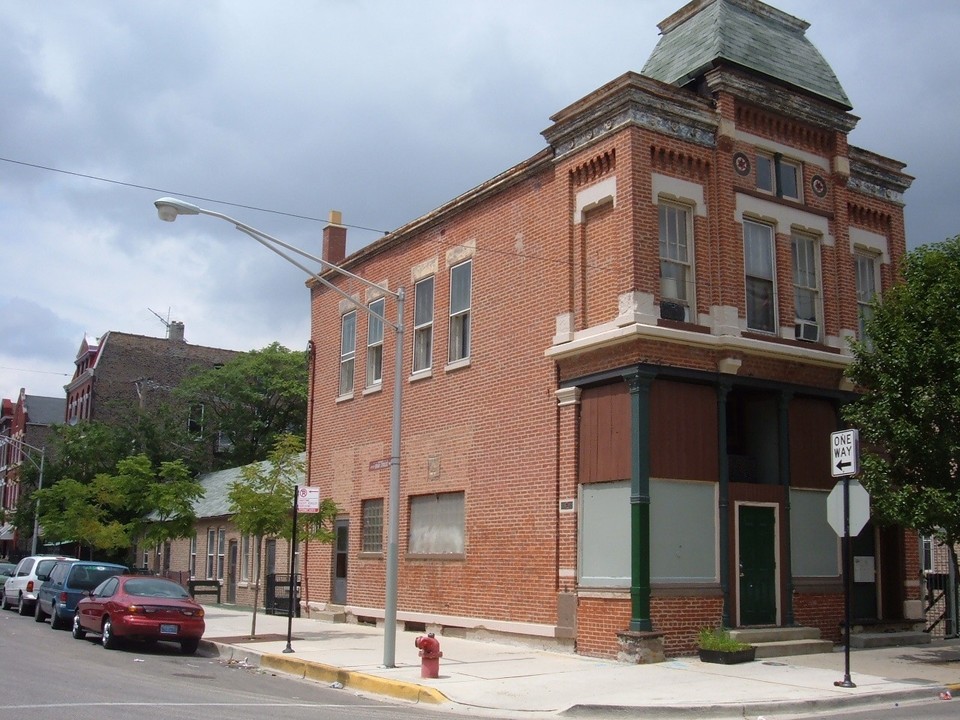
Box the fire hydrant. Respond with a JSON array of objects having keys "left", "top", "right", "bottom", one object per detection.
[{"left": 415, "top": 632, "right": 442, "bottom": 678}]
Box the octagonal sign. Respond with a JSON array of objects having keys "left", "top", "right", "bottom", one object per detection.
[{"left": 827, "top": 479, "right": 870, "bottom": 537}]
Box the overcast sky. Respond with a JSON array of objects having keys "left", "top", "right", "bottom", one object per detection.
[{"left": 2, "top": 0, "right": 957, "bottom": 402}]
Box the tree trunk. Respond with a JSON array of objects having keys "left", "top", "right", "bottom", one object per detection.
[{"left": 250, "top": 535, "right": 262, "bottom": 638}]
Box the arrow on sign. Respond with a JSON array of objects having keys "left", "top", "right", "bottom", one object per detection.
[{"left": 836, "top": 460, "right": 853, "bottom": 473}]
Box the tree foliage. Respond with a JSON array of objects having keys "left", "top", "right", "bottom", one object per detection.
[
  {"left": 34, "top": 454, "right": 202, "bottom": 561},
  {"left": 228, "top": 434, "right": 337, "bottom": 635},
  {"left": 843, "top": 235, "right": 960, "bottom": 553},
  {"left": 177, "top": 342, "right": 308, "bottom": 468}
]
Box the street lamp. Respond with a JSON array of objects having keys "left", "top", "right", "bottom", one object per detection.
[
  {"left": 154, "top": 197, "right": 406, "bottom": 668},
  {"left": 1, "top": 437, "right": 46, "bottom": 555}
]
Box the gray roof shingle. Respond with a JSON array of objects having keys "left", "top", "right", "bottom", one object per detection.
[{"left": 642, "top": 0, "right": 852, "bottom": 109}]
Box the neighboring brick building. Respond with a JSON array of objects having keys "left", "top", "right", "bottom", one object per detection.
[
  {"left": 0, "top": 389, "right": 66, "bottom": 556},
  {"left": 64, "top": 321, "right": 239, "bottom": 427},
  {"left": 303, "top": 0, "right": 916, "bottom": 658}
]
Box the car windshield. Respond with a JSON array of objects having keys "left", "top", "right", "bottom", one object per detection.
[
  {"left": 124, "top": 578, "right": 191, "bottom": 599},
  {"left": 0, "top": 563, "right": 15, "bottom": 575},
  {"left": 36, "top": 559, "right": 58, "bottom": 577},
  {"left": 71, "top": 566, "right": 125, "bottom": 591}
]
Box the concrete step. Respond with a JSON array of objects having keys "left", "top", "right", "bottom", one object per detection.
[
  {"left": 849, "top": 631, "right": 931, "bottom": 649},
  {"left": 728, "top": 626, "right": 821, "bottom": 644},
  {"left": 752, "top": 638, "right": 835, "bottom": 659},
  {"left": 309, "top": 605, "right": 346, "bottom": 623}
]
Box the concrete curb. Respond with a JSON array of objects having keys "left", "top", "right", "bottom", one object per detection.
[
  {"left": 204, "top": 641, "right": 449, "bottom": 706},
  {"left": 561, "top": 685, "right": 949, "bottom": 718}
]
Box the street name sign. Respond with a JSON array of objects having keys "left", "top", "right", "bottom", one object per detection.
[{"left": 830, "top": 429, "right": 859, "bottom": 477}]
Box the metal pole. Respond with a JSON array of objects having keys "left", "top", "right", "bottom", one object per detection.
[
  {"left": 383, "top": 288, "right": 405, "bottom": 668},
  {"left": 835, "top": 475, "right": 856, "bottom": 688},
  {"left": 284, "top": 485, "right": 299, "bottom": 653},
  {"left": 30, "top": 448, "right": 45, "bottom": 555}
]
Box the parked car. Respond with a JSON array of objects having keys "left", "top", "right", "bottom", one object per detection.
[
  {"left": 73, "top": 575, "right": 205, "bottom": 655},
  {"left": 35, "top": 560, "right": 128, "bottom": 629},
  {"left": 0, "top": 562, "right": 16, "bottom": 585},
  {"left": 1, "top": 555, "right": 78, "bottom": 615}
]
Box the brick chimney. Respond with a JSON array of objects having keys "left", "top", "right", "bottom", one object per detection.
[
  {"left": 168, "top": 321, "right": 185, "bottom": 342},
  {"left": 322, "top": 210, "right": 346, "bottom": 266}
]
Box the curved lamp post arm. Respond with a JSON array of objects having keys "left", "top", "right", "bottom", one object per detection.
[{"left": 153, "top": 196, "right": 406, "bottom": 668}]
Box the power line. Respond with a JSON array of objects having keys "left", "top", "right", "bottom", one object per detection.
[
  {"left": 0, "top": 156, "right": 390, "bottom": 235},
  {"left": 0, "top": 366, "right": 70, "bottom": 377}
]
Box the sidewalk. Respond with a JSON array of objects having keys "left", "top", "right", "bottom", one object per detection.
[{"left": 199, "top": 604, "right": 960, "bottom": 718}]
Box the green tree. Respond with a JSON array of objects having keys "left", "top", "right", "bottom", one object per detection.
[
  {"left": 228, "top": 434, "right": 336, "bottom": 636},
  {"left": 34, "top": 454, "right": 202, "bottom": 562},
  {"left": 843, "top": 234, "right": 960, "bottom": 571},
  {"left": 177, "top": 343, "right": 309, "bottom": 468}
]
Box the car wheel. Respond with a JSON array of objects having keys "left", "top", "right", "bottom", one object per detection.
[
  {"left": 71, "top": 613, "right": 86, "bottom": 640},
  {"left": 17, "top": 595, "right": 30, "bottom": 616},
  {"left": 101, "top": 617, "right": 119, "bottom": 650},
  {"left": 180, "top": 638, "right": 200, "bottom": 655},
  {"left": 50, "top": 605, "right": 65, "bottom": 630},
  {"left": 34, "top": 600, "right": 47, "bottom": 623}
]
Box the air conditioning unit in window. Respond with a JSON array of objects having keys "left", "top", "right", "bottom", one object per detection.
[{"left": 795, "top": 319, "right": 820, "bottom": 343}]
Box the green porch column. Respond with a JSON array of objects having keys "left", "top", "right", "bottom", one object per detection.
[
  {"left": 717, "top": 381, "right": 732, "bottom": 628},
  {"left": 779, "top": 390, "right": 795, "bottom": 625},
  {"left": 625, "top": 369, "right": 655, "bottom": 632}
]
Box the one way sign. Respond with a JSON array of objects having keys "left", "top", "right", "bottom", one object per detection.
[{"left": 830, "top": 429, "right": 860, "bottom": 477}]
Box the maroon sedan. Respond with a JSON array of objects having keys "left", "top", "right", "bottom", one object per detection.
[{"left": 73, "top": 575, "right": 205, "bottom": 654}]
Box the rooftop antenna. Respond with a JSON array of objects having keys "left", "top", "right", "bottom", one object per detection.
[{"left": 148, "top": 307, "right": 172, "bottom": 337}]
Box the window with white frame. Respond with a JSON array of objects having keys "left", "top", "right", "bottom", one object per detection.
[
  {"left": 854, "top": 251, "right": 879, "bottom": 343},
  {"left": 241, "top": 534, "right": 250, "bottom": 581},
  {"left": 448, "top": 260, "right": 472, "bottom": 362},
  {"left": 206, "top": 528, "right": 216, "bottom": 579},
  {"left": 413, "top": 276, "right": 435, "bottom": 373},
  {"left": 922, "top": 535, "right": 934, "bottom": 572},
  {"left": 744, "top": 220, "right": 777, "bottom": 333},
  {"left": 339, "top": 310, "right": 356, "bottom": 396},
  {"left": 756, "top": 153, "right": 801, "bottom": 201},
  {"left": 362, "top": 498, "right": 383, "bottom": 553},
  {"left": 189, "top": 534, "right": 197, "bottom": 578},
  {"left": 792, "top": 233, "right": 821, "bottom": 341},
  {"left": 366, "top": 298, "right": 384, "bottom": 387},
  {"left": 409, "top": 492, "right": 464, "bottom": 555},
  {"left": 217, "top": 528, "right": 226, "bottom": 580},
  {"left": 658, "top": 203, "right": 693, "bottom": 311}
]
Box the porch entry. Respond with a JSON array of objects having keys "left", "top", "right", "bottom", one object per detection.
[
  {"left": 738, "top": 504, "right": 778, "bottom": 626},
  {"left": 332, "top": 519, "right": 349, "bottom": 605}
]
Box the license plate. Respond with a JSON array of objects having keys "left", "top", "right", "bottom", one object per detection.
[{"left": 159, "top": 624, "right": 178, "bottom": 635}]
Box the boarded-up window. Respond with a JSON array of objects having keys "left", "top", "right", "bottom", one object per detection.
[
  {"left": 409, "top": 492, "right": 464, "bottom": 555},
  {"left": 579, "top": 383, "right": 630, "bottom": 484},
  {"left": 790, "top": 398, "right": 837, "bottom": 490},
  {"left": 651, "top": 478, "right": 717, "bottom": 582},
  {"left": 790, "top": 488, "right": 839, "bottom": 576},
  {"left": 579, "top": 480, "right": 630, "bottom": 587},
  {"left": 650, "top": 380, "right": 718, "bottom": 482}
]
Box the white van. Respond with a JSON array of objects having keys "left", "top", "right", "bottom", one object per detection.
[{"left": 1, "top": 555, "right": 78, "bottom": 616}]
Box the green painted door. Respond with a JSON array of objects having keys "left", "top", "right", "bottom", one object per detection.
[{"left": 739, "top": 505, "right": 777, "bottom": 626}]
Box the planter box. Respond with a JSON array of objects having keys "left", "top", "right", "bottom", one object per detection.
[{"left": 698, "top": 647, "right": 756, "bottom": 664}]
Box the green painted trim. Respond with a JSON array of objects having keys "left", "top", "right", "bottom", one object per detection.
[
  {"left": 717, "top": 381, "right": 731, "bottom": 628},
  {"left": 778, "top": 391, "right": 795, "bottom": 625}
]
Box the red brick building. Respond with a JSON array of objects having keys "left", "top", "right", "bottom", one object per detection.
[{"left": 303, "top": 0, "right": 916, "bottom": 658}]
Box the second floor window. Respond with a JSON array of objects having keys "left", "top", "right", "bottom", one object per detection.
[
  {"left": 448, "top": 260, "right": 472, "bottom": 362},
  {"left": 339, "top": 310, "right": 356, "bottom": 396},
  {"left": 366, "top": 298, "right": 384, "bottom": 387},
  {"left": 855, "top": 251, "right": 879, "bottom": 345},
  {"left": 413, "top": 276, "right": 435, "bottom": 373},
  {"left": 659, "top": 203, "right": 693, "bottom": 313},
  {"left": 792, "top": 233, "right": 821, "bottom": 342},
  {"left": 744, "top": 220, "right": 776, "bottom": 333}
]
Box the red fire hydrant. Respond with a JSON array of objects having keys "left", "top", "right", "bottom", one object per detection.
[{"left": 415, "top": 632, "right": 442, "bottom": 678}]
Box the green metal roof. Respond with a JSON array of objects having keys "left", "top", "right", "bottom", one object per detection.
[{"left": 642, "top": 0, "right": 852, "bottom": 110}]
